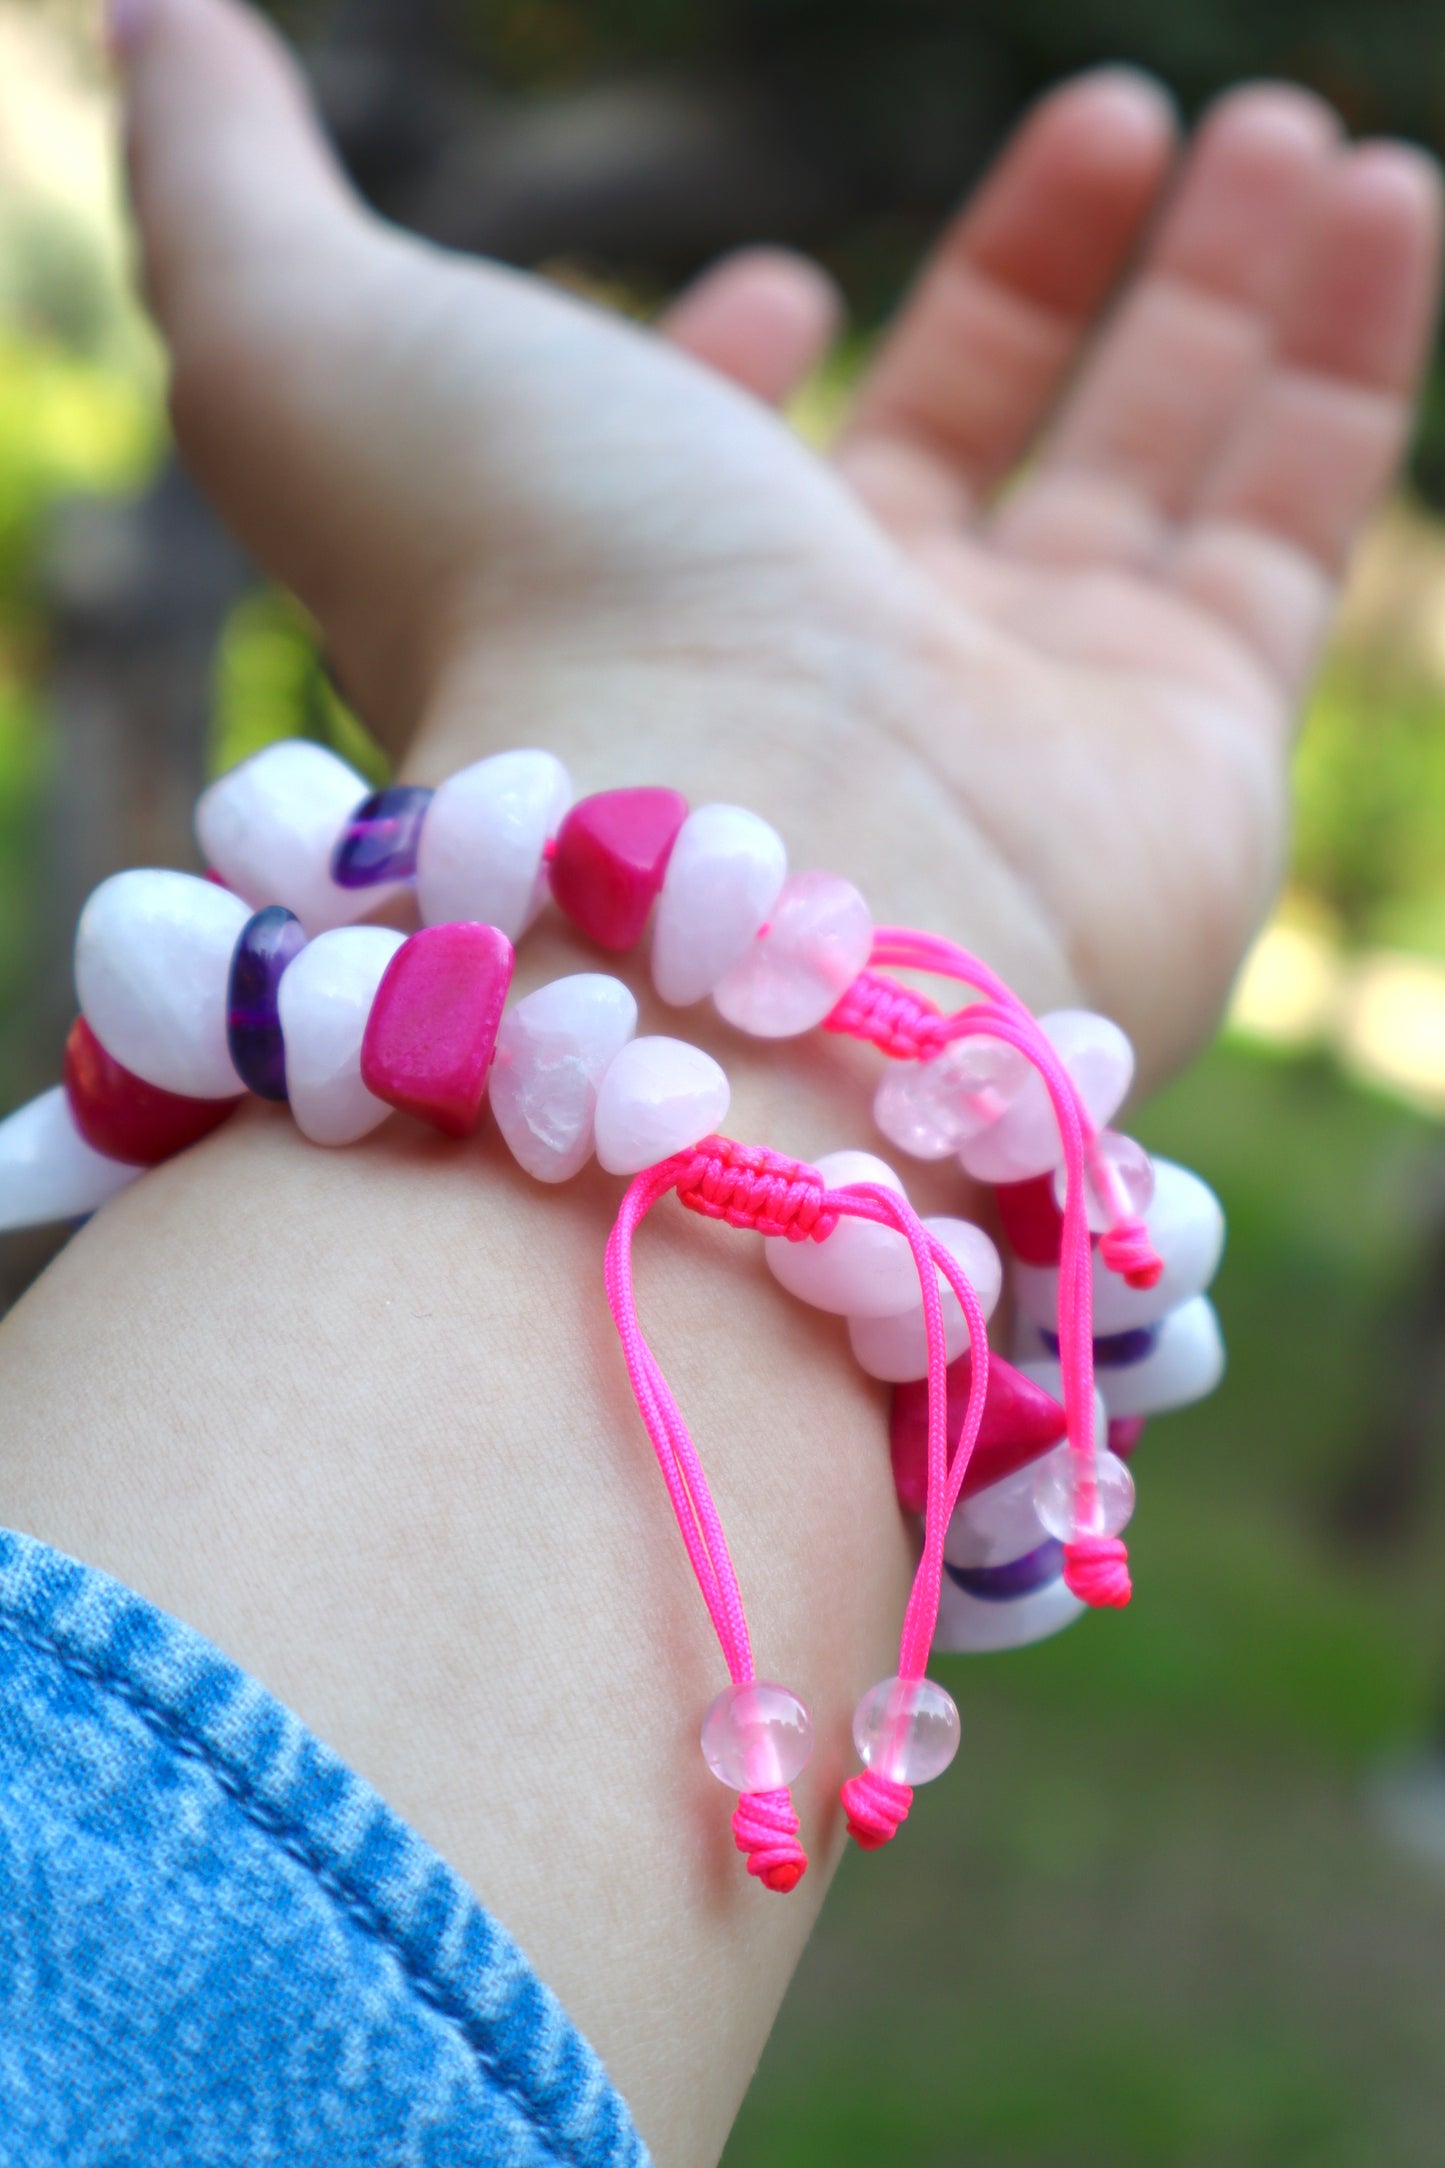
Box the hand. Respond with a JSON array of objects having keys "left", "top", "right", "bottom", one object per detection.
[{"left": 120, "top": 0, "right": 1442, "bottom": 1089}]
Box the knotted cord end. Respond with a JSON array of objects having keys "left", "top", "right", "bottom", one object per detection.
[
  {"left": 733, "top": 1787, "right": 808, "bottom": 1892},
  {"left": 675, "top": 1136, "right": 838, "bottom": 1241},
  {"left": 1098, "top": 1216, "right": 1164, "bottom": 1291},
  {"left": 1064, "top": 1534, "right": 1133, "bottom": 1607},
  {"left": 823, "top": 971, "right": 949, "bottom": 1061},
  {"left": 840, "top": 1768, "right": 913, "bottom": 1850}
]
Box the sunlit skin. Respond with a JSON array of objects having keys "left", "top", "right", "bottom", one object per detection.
[{"left": 0, "top": 3, "right": 1438, "bottom": 2161}]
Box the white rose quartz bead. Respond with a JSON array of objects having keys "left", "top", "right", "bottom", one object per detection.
[
  {"left": 1092, "top": 1295, "right": 1226, "bottom": 1419},
  {"left": 592, "top": 1036, "right": 731, "bottom": 1176},
  {"left": 764, "top": 1148, "right": 924, "bottom": 1317},
  {"left": 416, "top": 749, "right": 571, "bottom": 939},
  {"left": 0, "top": 1086, "right": 142, "bottom": 1232},
  {"left": 846, "top": 1216, "right": 1003, "bottom": 1381},
  {"left": 195, "top": 740, "right": 378, "bottom": 934},
  {"left": 490, "top": 973, "right": 638, "bottom": 1183},
  {"left": 75, "top": 870, "right": 251, "bottom": 1099},
  {"left": 874, "top": 1035, "right": 1032, "bottom": 1162},
  {"left": 651, "top": 804, "right": 787, "bottom": 1008},
  {"left": 933, "top": 1570, "right": 1086, "bottom": 1655},
  {"left": 712, "top": 871, "right": 871, "bottom": 1038},
  {"left": 278, "top": 926, "right": 406, "bottom": 1146},
  {"left": 943, "top": 1465, "right": 1048, "bottom": 1570},
  {"left": 957, "top": 1009, "right": 1135, "bottom": 1185},
  {"left": 1012, "top": 1157, "right": 1226, "bottom": 1335}
]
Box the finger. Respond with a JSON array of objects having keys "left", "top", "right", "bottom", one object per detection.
[
  {"left": 995, "top": 83, "right": 1341, "bottom": 568},
  {"left": 837, "top": 69, "right": 1177, "bottom": 533},
  {"left": 658, "top": 248, "right": 842, "bottom": 407},
  {"left": 1172, "top": 140, "right": 1444, "bottom": 696}
]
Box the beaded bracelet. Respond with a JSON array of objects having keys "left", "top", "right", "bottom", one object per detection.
[{"left": 0, "top": 737, "right": 1226, "bottom": 1891}]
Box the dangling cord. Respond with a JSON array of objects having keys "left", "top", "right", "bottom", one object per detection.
[{"left": 827, "top": 1182, "right": 991, "bottom": 1850}]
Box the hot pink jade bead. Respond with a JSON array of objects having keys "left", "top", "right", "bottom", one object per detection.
[
  {"left": 360, "top": 922, "right": 514, "bottom": 1138},
  {"left": 701, "top": 1680, "right": 813, "bottom": 1792},
  {"left": 712, "top": 870, "right": 872, "bottom": 1038},
  {"left": 548, "top": 787, "right": 689, "bottom": 951},
  {"left": 852, "top": 1675, "right": 960, "bottom": 1785}
]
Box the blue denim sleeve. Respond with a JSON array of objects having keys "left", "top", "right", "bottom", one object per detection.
[{"left": 0, "top": 1527, "right": 651, "bottom": 2168}]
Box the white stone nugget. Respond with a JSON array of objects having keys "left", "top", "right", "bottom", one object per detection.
[
  {"left": 652, "top": 804, "right": 787, "bottom": 1007},
  {"left": 278, "top": 926, "right": 405, "bottom": 1146},
  {"left": 1013, "top": 1157, "right": 1226, "bottom": 1335},
  {"left": 490, "top": 973, "right": 638, "bottom": 1183},
  {"left": 195, "top": 740, "right": 376, "bottom": 933},
  {"left": 933, "top": 1571, "right": 1085, "bottom": 1655},
  {"left": 846, "top": 1216, "right": 1003, "bottom": 1380},
  {"left": 943, "top": 1466, "right": 1047, "bottom": 1570},
  {"left": 0, "top": 1087, "right": 141, "bottom": 1232},
  {"left": 76, "top": 869, "right": 250, "bottom": 1098},
  {"left": 416, "top": 749, "right": 570, "bottom": 938},
  {"left": 712, "top": 871, "right": 872, "bottom": 1037},
  {"left": 593, "top": 1036, "right": 731, "bottom": 1176},
  {"left": 958, "top": 1009, "right": 1134, "bottom": 1185},
  {"left": 764, "top": 1148, "right": 922, "bottom": 1317},
  {"left": 1093, "top": 1295, "right": 1226, "bottom": 1419}
]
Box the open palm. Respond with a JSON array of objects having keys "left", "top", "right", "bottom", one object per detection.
[{"left": 123, "top": 1, "right": 1441, "bottom": 1086}]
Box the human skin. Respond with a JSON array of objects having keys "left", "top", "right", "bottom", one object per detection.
[{"left": 0, "top": 3, "right": 1440, "bottom": 2161}]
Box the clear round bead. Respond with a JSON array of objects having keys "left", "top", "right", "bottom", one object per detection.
[
  {"left": 1053, "top": 1130, "right": 1155, "bottom": 1234},
  {"left": 873, "top": 1036, "right": 1030, "bottom": 1161},
  {"left": 1031, "top": 1443, "right": 1136, "bottom": 1541},
  {"left": 701, "top": 1680, "right": 813, "bottom": 1792},
  {"left": 851, "top": 1674, "right": 960, "bottom": 1786}
]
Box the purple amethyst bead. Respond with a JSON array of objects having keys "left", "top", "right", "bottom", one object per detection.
[
  {"left": 330, "top": 786, "right": 434, "bottom": 889},
  {"left": 1040, "top": 1322, "right": 1161, "bottom": 1368},
  {"left": 228, "top": 907, "right": 306, "bottom": 1101},
  {"left": 945, "top": 1539, "right": 1065, "bottom": 1603}
]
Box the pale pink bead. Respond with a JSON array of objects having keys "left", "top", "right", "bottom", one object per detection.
[
  {"left": 1094, "top": 1295, "right": 1225, "bottom": 1419},
  {"left": 763, "top": 1148, "right": 917, "bottom": 1316},
  {"left": 874, "top": 1035, "right": 1031, "bottom": 1161},
  {"left": 1053, "top": 1130, "right": 1155, "bottom": 1233},
  {"left": 1032, "top": 1442, "right": 1136, "bottom": 1541},
  {"left": 195, "top": 740, "right": 379, "bottom": 933},
  {"left": 415, "top": 749, "right": 571, "bottom": 939},
  {"left": 711, "top": 871, "right": 872, "bottom": 1038},
  {"left": 276, "top": 926, "right": 406, "bottom": 1146},
  {"left": 852, "top": 1675, "right": 960, "bottom": 1785},
  {"left": 958, "top": 1009, "right": 1134, "bottom": 1185},
  {"left": 0, "top": 1086, "right": 142, "bottom": 1232},
  {"left": 933, "top": 1573, "right": 1085, "bottom": 1654},
  {"left": 592, "top": 1035, "right": 730, "bottom": 1175},
  {"left": 846, "top": 1216, "right": 1001, "bottom": 1382},
  {"left": 701, "top": 1680, "right": 813, "bottom": 1791},
  {"left": 75, "top": 869, "right": 251, "bottom": 1099},
  {"left": 943, "top": 1466, "right": 1047, "bottom": 1569},
  {"left": 489, "top": 974, "right": 638, "bottom": 1182},
  {"left": 651, "top": 804, "right": 787, "bottom": 1007},
  {"left": 1011, "top": 1157, "right": 1226, "bottom": 1334}
]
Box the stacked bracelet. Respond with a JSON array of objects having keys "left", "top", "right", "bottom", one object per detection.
[{"left": 0, "top": 735, "right": 1225, "bottom": 1892}]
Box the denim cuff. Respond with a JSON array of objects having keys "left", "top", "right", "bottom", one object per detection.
[{"left": 0, "top": 1526, "right": 650, "bottom": 2167}]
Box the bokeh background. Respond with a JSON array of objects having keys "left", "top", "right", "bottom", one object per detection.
[{"left": 6, "top": 3, "right": 1445, "bottom": 2161}]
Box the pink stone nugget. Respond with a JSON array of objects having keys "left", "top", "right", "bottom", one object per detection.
[
  {"left": 361, "top": 922, "right": 514, "bottom": 1138},
  {"left": 548, "top": 787, "right": 690, "bottom": 951}
]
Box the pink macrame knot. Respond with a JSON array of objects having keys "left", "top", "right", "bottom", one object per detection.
[
  {"left": 840, "top": 1769, "right": 913, "bottom": 1850},
  {"left": 675, "top": 1136, "right": 838, "bottom": 1241},
  {"left": 1064, "top": 1534, "right": 1133, "bottom": 1608},
  {"left": 1098, "top": 1217, "right": 1164, "bottom": 1291},
  {"left": 732, "top": 1787, "right": 808, "bottom": 1892},
  {"left": 823, "top": 971, "right": 949, "bottom": 1061}
]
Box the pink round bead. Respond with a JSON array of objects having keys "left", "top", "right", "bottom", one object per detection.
[
  {"left": 1032, "top": 1443, "right": 1136, "bottom": 1541},
  {"left": 852, "top": 1675, "right": 960, "bottom": 1786},
  {"left": 958, "top": 1009, "right": 1134, "bottom": 1185},
  {"left": 712, "top": 870, "right": 872, "bottom": 1038},
  {"left": 874, "top": 1035, "right": 1031, "bottom": 1161},
  {"left": 701, "top": 1680, "right": 813, "bottom": 1792},
  {"left": 1053, "top": 1130, "right": 1155, "bottom": 1233}
]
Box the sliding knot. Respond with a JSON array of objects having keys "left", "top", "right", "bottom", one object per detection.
[
  {"left": 823, "top": 971, "right": 948, "bottom": 1061},
  {"left": 840, "top": 1769, "right": 913, "bottom": 1850},
  {"left": 732, "top": 1788, "right": 808, "bottom": 1891},
  {"left": 1099, "top": 1217, "right": 1164, "bottom": 1290},
  {"left": 675, "top": 1136, "right": 838, "bottom": 1241},
  {"left": 1064, "top": 1534, "right": 1132, "bottom": 1608}
]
